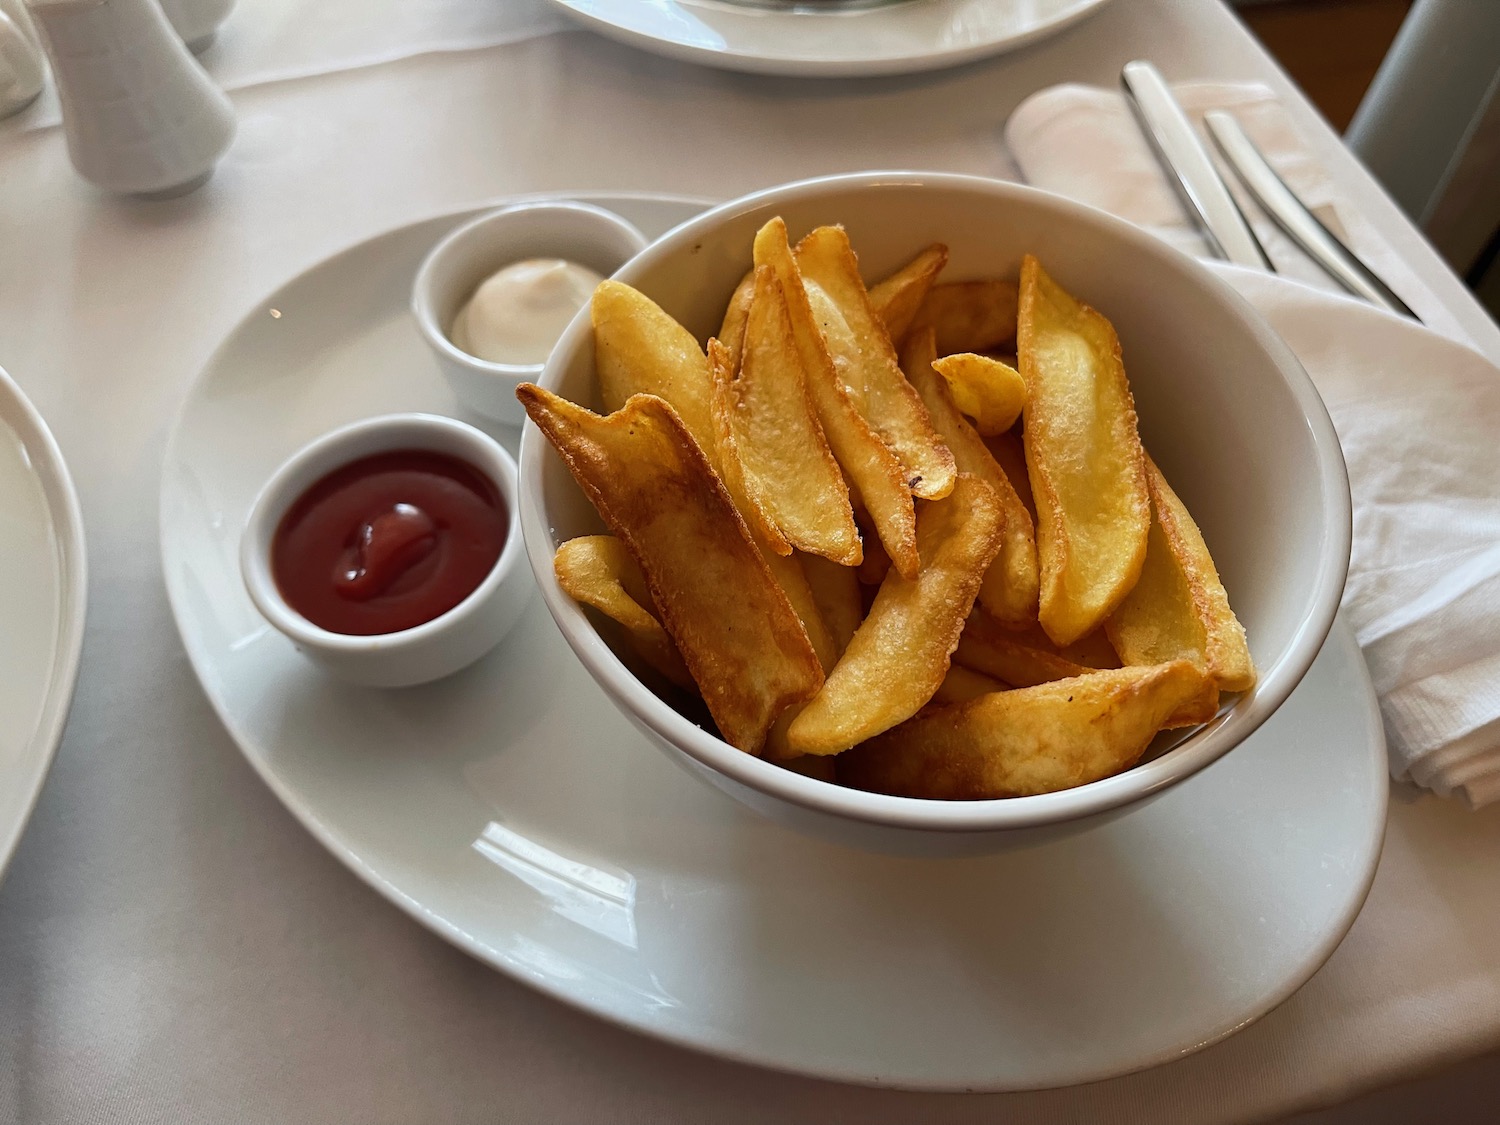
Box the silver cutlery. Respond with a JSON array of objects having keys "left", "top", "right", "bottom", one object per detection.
[
  {"left": 1120, "top": 59, "right": 1273, "bottom": 270},
  {"left": 1204, "top": 110, "right": 1420, "bottom": 321}
]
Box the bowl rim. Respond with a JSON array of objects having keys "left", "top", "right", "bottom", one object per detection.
[
  {"left": 519, "top": 170, "right": 1353, "bottom": 833},
  {"left": 240, "top": 411, "right": 524, "bottom": 656},
  {"left": 410, "top": 199, "right": 650, "bottom": 380}
]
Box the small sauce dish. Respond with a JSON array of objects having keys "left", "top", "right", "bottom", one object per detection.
[
  {"left": 412, "top": 201, "right": 648, "bottom": 426},
  {"left": 241, "top": 413, "right": 527, "bottom": 687}
]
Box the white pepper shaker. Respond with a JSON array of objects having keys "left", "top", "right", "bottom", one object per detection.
[{"left": 28, "top": 0, "right": 235, "bottom": 198}]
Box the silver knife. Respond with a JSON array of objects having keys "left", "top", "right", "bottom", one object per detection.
[
  {"left": 1120, "top": 60, "right": 1273, "bottom": 270},
  {"left": 1203, "top": 110, "right": 1420, "bottom": 321}
]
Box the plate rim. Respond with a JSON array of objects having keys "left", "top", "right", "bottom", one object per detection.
[
  {"left": 156, "top": 193, "right": 1390, "bottom": 1092},
  {"left": 542, "top": 0, "right": 1116, "bottom": 78},
  {"left": 0, "top": 366, "right": 89, "bottom": 881}
]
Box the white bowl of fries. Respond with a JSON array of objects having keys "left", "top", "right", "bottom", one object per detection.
[{"left": 516, "top": 171, "right": 1350, "bottom": 855}]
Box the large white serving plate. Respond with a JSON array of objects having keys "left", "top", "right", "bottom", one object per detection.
[
  {"left": 544, "top": 0, "right": 1113, "bottom": 78},
  {"left": 159, "top": 194, "right": 1388, "bottom": 1091},
  {"left": 0, "top": 366, "right": 87, "bottom": 880}
]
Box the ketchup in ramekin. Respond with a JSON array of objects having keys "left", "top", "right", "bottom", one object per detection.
[{"left": 270, "top": 450, "right": 506, "bottom": 636}]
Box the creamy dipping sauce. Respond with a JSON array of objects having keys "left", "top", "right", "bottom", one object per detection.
[{"left": 449, "top": 259, "right": 605, "bottom": 366}]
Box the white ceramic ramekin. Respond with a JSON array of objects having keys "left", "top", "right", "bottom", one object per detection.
[
  {"left": 520, "top": 171, "right": 1353, "bottom": 856},
  {"left": 412, "top": 201, "right": 648, "bottom": 427},
  {"left": 241, "top": 413, "right": 527, "bottom": 688}
]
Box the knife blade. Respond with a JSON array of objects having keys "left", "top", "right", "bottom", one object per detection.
[
  {"left": 1120, "top": 60, "right": 1273, "bottom": 270},
  {"left": 1203, "top": 110, "right": 1420, "bottom": 321}
]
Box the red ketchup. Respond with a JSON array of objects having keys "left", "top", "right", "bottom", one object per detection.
[{"left": 271, "top": 450, "right": 506, "bottom": 636}]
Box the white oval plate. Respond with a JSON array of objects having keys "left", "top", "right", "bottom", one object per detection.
[
  {"left": 0, "top": 367, "right": 87, "bottom": 880},
  {"left": 544, "top": 0, "right": 1114, "bottom": 77},
  {"left": 159, "top": 194, "right": 1388, "bottom": 1091}
]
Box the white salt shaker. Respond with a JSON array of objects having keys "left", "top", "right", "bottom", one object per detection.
[
  {"left": 28, "top": 0, "right": 235, "bottom": 198},
  {"left": 0, "top": 0, "right": 43, "bottom": 119},
  {"left": 158, "top": 0, "right": 235, "bottom": 54}
]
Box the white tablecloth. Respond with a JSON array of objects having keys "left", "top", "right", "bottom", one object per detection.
[{"left": 4, "top": 2, "right": 1500, "bottom": 1122}]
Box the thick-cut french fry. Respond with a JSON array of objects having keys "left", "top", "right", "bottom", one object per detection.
[
  {"left": 554, "top": 536, "right": 693, "bottom": 688},
  {"left": 932, "top": 663, "right": 1006, "bottom": 706},
  {"left": 838, "top": 661, "right": 1211, "bottom": 799},
  {"left": 707, "top": 268, "right": 861, "bottom": 565},
  {"left": 588, "top": 278, "right": 842, "bottom": 660},
  {"left": 909, "top": 280, "right": 1019, "bottom": 356},
  {"left": 754, "top": 218, "right": 921, "bottom": 578},
  {"left": 794, "top": 226, "right": 957, "bottom": 501},
  {"left": 517, "top": 385, "right": 823, "bottom": 753},
  {"left": 951, "top": 612, "right": 1226, "bottom": 723},
  {"left": 953, "top": 610, "right": 1090, "bottom": 688},
  {"left": 868, "top": 243, "right": 949, "bottom": 345},
  {"left": 593, "top": 281, "right": 717, "bottom": 452},
  {"left": 1019, "top": 255, "right": 1150, "bottom": 647},
  {"left": 800, "top": 552, "right": 863, "bottom": 658},
  {"left": 766, "top": 547, "right": 840, "bottom": 675},
  {"left": 1107, "top": 457, "right": 1256, "bottom": 693},
  {"left": 931, "top": 353, "right": 1027, "bottom": 436},
  {"left": 787, "top": 474, "right": 1005, "bottom": 755},
  {"left": 804, "top": 281, "right": 869, "bottom": 415},
  {"left": 984, "top": 429, "right": 1035, "bottom": 523},
  {"left": 903, "top": 328, "right": 1038, "bottom": 628},
  {"left": 718, "top": 270, "right": 755, "bottom": 370}
]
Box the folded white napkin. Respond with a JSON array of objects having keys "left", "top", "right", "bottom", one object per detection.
[{"left": 1007, "top": 82, "right": 1500, "bottom": 807}]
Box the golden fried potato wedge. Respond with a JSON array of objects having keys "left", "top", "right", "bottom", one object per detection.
[
  {"left": 868, "top": 243, "right": 949, "bottom": 345},
  {"left": 794, "top": 226, "right": 957, "bottom": 501},
  {"left": 903, "top": 328, "right": 1039, "bottom": 628},
  {"left": 586, "top": 279, "right": 840, "bottom": 664},
  {"left": 931, "top": 353, "right": 1027, "bottom": 436},
  {"left": 950, "top": 612, "right": 1224, "bottom": 723},
  {"left": 765, "top": 550, "right": 840, "bottom": 675},
  {"left": 838, "top": 660, "right": 1210, "bottom": 799},
  {"left": 804, "top": 280, "right": 870, "bottom": 415},
  {"left": 1019, "top": 255, "right": 1150, "bottom": 647},
  {"left": 909, "top": 279, "right": 1019, "bottom": 356},
  {"left": 592, "top": 281, "right": 717, "bottom": 453},
  {"left": 718, "top": 270, "right": 755, "bottom": 370},
  {"left": 984, "top": 429, "right": 1035, "bottom": 523},
  {"left": 754, "top": 218, "right": 920, "bottom": 578},
  {"left": 517, "top": 385, "right": 822, "bottom": 753},
  {"left": 1107, "top": 457, "right": 1255, "bottom": 693},
  {"left": 953, "top": 610, "right": 1089, "bottom": 688},
  {"left": 932, "top": 663, "right": 1006, "bottom": 706},
  {"left": 554, "top": 536, "right": 693, "bottom": 689},
  {"left": 707, "top": 268, "right": 861, "bottom": 565},
  {"left": 787, "top": 474, "right": 1005, "bottom": 755},
  {"left": 800, "top": 552, "right": 864, "bottom": 658}
]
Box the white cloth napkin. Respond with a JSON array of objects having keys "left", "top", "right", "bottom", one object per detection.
[{"left": 1006, "top": 82, "right": 1500, "bottom": 807}]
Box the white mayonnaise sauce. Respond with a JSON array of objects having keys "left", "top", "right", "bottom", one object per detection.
[{"left": 449, "top": 258, "right": 605, "bottom": 365}]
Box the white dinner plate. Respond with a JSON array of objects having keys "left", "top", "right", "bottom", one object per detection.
[
  {"left": 159, "top": 194, "right": 1389, "bottom": 1091},
  {"left": 543, "top": 0, "right": 1114, "bottom": 78},
  {"left": 0, "top": 366, "right": 87, "bottom": 880}
]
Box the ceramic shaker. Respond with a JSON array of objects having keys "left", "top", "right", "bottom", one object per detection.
[{"left": 29, "top": 0, "right": 235, "bottom": 197}]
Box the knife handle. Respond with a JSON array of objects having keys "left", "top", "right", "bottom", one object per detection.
[{"left": 1121, "top": 61, "right": 1272, "bottom": 271}]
